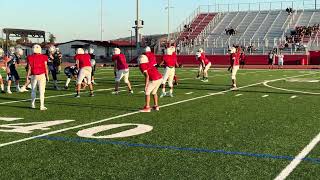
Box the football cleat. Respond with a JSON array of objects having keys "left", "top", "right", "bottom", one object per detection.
[
  {"left": 112, "top": 91, "right": 119, "bottom": 95},
  {"left": 74, "top": 94, "right": 80, "bottom": 98},
  {"left": 168, "top": 93, "right": 174, "bottom": 97},
  {"left": 7, "top": 90, "right": 12, "bottom": 94},
  {"left": 89, "top": 93, "right": 94, "bottom": 97},
  {"left": 64, "top": 86, "right": 69, "bottom": 90},
  {"left": 129, "top": 90, "right": 134, "bottom": 94},
  {"left": 140, "top": 106, "right": 151, "bottom": 113},
  {"left": 160, "top": 92, "right": 166, "bottom": 98},
  {"left": 40, "top": 107, "right": 47, "bottom": 111},
  {"left": 152, "top": 106, "right": 160, "bottom": 111}
]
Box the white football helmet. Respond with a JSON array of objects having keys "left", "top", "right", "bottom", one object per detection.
[
  {"left": 49, "top": 46, "right": 56, "bottom": 54},
  {"left": 195, "top": 52, "right": 201, "bottom": 58},
  {"left": 84, "top": 49, "right": 89, "bottom": 54},
  {"left": 9, "top": 47, "right": 15, "bottom": 54},
  {"left": 76, "top": 48, "right": 85, "bottom": 55},
  {"left": 165, "top": 48, "right": 173, "bottom": 55},
  {"left": 145, "top": 46, "right": 151, "bottom": 53},
  {"left": 15, "top": 48, "right": 24, "bottom": 56},
  {"left": 113, "top": 48, "right": 121, "bottom": 55},
  {"left": 198, "top": 48, "right": 204, "bottom": 53},
  {"left": 230, "top": 47, "right": 236, "bottom": 54},
  {"left": 137, "top": 55, "right": 148, "bottom": 65},
  {"left": 89, "top": 48, "right": 94, "bottom": 54},
  {"left": 33, "top": 44, "right": 42, "bottom": 54}
]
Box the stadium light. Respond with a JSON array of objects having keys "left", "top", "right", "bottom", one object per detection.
[
  {"left": 100, "top": 0, "right": 103, "bottom": 41},
  {"left": 165, "top": 0, "right": 174, "bottom": 42}
]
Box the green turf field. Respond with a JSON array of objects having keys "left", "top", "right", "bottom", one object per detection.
[{"left": 0, "top": 67, "right": 319, "bottom": 179}]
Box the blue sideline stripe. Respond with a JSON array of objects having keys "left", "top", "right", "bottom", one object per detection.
[{"left": 37, "top": 136, "right": 320, "bottom": 164}]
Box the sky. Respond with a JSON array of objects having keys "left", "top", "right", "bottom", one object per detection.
[{"left": 0, "top": 0, "right": 317, "bottom": 42}]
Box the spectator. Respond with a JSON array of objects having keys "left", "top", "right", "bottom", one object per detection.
[{"left": 277, "top": 52, "right": 284, "bottom": 69}]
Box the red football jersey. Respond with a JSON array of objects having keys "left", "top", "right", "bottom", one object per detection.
[
  {"left": 145, "top": 52, "right": 157, "bottom": 66},
  {"left": 112, "top": 54, "right": 129, "bottom": 70},
  {"left": 27, "top": 54, "right": 48, "bottom": 75},
  {"left": 162, "top": 55, "right": 176, "bottom": 67},
  {"left": 139, "top": 63, "right": 162, "bottom": 81},
  {"left": 231, "top": 53, "right": 240, "bottom": 66},
  {"left": 74, "top": 54, "right": 91, "bottom": 68}
]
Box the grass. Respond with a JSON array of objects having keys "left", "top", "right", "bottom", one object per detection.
[{"left": 0, "top": 66, "right": 319, "bottom": 179}]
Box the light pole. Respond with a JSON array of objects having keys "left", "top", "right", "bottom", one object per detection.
[
  {"left": 100, "top": 0, "right": 103, "bottom": 41},
  {"left": 129, "top": 30, "right": 133, "bottom": 60},
  {"left": 165, "top": 0, "right": 174, "bottom": 43},
  {"left": 135, "top": 0, "right": 143, "bottom": 55}
]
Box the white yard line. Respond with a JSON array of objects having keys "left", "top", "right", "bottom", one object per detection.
[
  {"left": 290, "top": 96, "right": 297, "bottom": 99},
  {"left": 235, "top": 94, "right": 243, "bottom": 97},
  {"left": 0, "top": 117, "right": 24, "bottom": 122},
  {"left": 274, "top": 132, "right": 320, "bottom": 180},
  {"left": 262, "top": 95, "right": 269, "bottom": 98},
  {"left": 0, "top": 73, "right": 315, "bottom": 148},
  {"left": 185, "top": 92, "right": 194, "bottom": 95},
  {"left": 263, "top": 81, "right": 320, "bottom": 95}
]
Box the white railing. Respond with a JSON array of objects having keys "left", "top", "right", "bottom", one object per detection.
[
  {"left": 196, "top": 13, "right": 222, "bottom": 40},
  {"left": 224, "top": 11, "right": 250, "bottom": 45},
  {"left": 263, "top": 10, "right": 282, "bottom": 40},
  {"left": 251, "top": 11, "right": 270, "bottom": 41},
  {"left": 173, "top": 6, "right": 201, "bottom": 41},
  {"left": 238, "top": 12, "right": 259, "bottom": 41}
]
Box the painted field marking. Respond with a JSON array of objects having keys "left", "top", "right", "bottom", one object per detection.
[
  {"left": 0, "top": 117, "right": 24, "bottom": 122},
  {"left": 290, "top": 96, "right": 297, "bottom": 99},
  {"left": 262, "top": 95, "right": 269, "bottom": 98},
  {"left": 235, "top": 94, "right": 243, "bottom": 97},
  {"left": 185, "top": 92, "right": 194, "bottom": 95},
  {"left": 139, "top": 91, "right": 145, "bottom": 94},
  {"left": 263, "top": 81, "right": 320, "bottom": 95},
  {"left": 0, "top": 73, "right": 315, "bottom": 148},
  {"left": 274, "top": 132, "right": 320, "bottom": 180}
]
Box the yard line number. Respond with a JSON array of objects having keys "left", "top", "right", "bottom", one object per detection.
[{"left": 0, "top": 118, "right": 152, "bottom": 138}]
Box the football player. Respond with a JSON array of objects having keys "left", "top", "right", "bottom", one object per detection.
[
  {"left": 112, "top": 48, "right": 133, "bottom": 94},
  {"left": 74, "top": 48, "right": 94, "bottom": 97},
  {"left": 138, "top": 55, "right": 163, "bottom": 112},
  {"left": 26, "top": 44, "right": 49, "bottom": 111},
  {"left": 89, "top": 48, "right": 97, "bottom": 85},
  {"left": 5, "top": 47, "right": 23, "bottom": 93},
  {"left": 47, "top": 46, "right": 60, "bottom": 90},
  {"left": 159, "top": 46, "right": 179, "bottom": 97},
  {"left": 64, "top": 65, "right": 79, "bottom": 89},
  {"left": 196, "top": 48, "right": 205, "bottom": 79},
  {"left": 144, "top": 46, "right": 157, "bottom": 67},
  {"left": 196, "top": 50, "right": 211, "bottom": 82},
  {"left": 0, "top": 48, "right": 6, "bottom": 93},
  {"left": 229, "top": 47, "right": 240, "bottom": 90}
]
